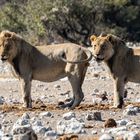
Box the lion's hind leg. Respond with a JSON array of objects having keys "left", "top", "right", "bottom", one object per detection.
[
  {"left": 68, "top": 74, "right": 84, "bottom": 109},
  {"left": 61, "top": 63, "right": 88, "bottom": 109}
]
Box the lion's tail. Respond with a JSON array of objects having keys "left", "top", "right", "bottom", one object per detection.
[{"left": 60, "top": 48, "right": 93, "bottom": 64}]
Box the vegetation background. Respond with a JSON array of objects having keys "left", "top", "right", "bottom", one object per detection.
[{"left": 0, "top": 0, "right": 140, "bottom": 46}]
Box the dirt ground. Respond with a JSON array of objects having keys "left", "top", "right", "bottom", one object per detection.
[{"left": 0, "top": 59, "right": 140, "bottom": 139}]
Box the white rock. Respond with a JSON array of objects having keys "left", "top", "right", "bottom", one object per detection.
[
  {"left": 94, "top": 89, "right": 99, "bottom": 93},
  {"left": 92, "top": 130, "right": 97, "bottom": 134},
  {"left": 126, "top": 105, "right": 138, "bottom": 111},
  {"left": 99, "top": 133, "right": 114, "bottom": 140},
  {"left": 92, "top": 98, "right": 102, "bottom": 105},
  {"left": 0, "top": 96, "right": 5, "bottom": 104},
  {"left": 85, "top": 113, "right": 94, "bottom": 121},
  {"left": 107, "top": 126, "right": 127, "bottom": 135},
  {"left": 32, "top": 126, "right": 51, "bottom": 135},
  {"left": 126, "top": 121, "right": 136, "bottom": 127},
  {"left": 1, "top": 133, "right": 12, "bottom": 140},
  {"left": 60, "top": 77, "right": 68, "bottom": 81},
  {"left": 101, "top": 129, "right": 105, "bottom": 133},
  {"left": 123, "top": 108, "right": 137, "bottom": 116},
  {"left": 32, "top": 120, "right": 42, "bottom": 126},
  {"left": 40, "top": 112, "right": 52, "bottom": 117},
  {"left": 30, "top": 117, "right": 37, "bottom": 123},
  {"left": 115, "top": 130, "right": 129, "bottom": 137},
  {"left": 13, "top": 119, "right": 30, "bottom": 129},
  {"left": 57, "top": 118, "right": 84, "bottom": 135},
  {"left": 12, "top": 124, "right": 31, "bottom": 135},
  {"left": 123, "top": 131, "right": 140, "bottom": 140},
  {"left": 44, "top": 130, "right": 57, "bottom": 140},
  {"left": 21, "top": 113, "right": 30, "bottom": 120},
  {"left": 12, "top": 125, "right": 37, "bottom": 140},
  {"left": 62, "top": 112, "right": 76, "bottom": 120},
  {"left": 117, "top": 119, "right": 129, "bottom": 126},
  {"left": 131, "top": 125, "right": 140, "bottom": 130},
  {"left": 54, "top": 84, "right": 60, "bottom": 88}
]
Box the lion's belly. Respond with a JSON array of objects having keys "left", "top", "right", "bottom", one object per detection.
[
  {"left": 127, "top": 70, "right": 140, "bottom": 83},
  {"left": 128, "top": 75, "right": 140, "bottom": 83},
  {"left": 32, "top": 65, "right": 67, "bottom": 82}
]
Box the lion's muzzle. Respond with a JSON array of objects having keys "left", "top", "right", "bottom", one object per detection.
[
  {"left": 94, "top": 54, "right": 104, "bottom": 62},
  {"left": 1, "top": 54, "right": 9, "bottom": 61}
]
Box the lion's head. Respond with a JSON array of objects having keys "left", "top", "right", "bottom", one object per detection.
[
  {"left": 90, "top": 34, "right": 115, "bottom": 62},
  {"left": 0, "top": 30, "right": 19, "bottom": 62}
]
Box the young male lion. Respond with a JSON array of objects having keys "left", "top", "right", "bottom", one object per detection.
[
  {"left": 0, "top": 30, "right": 92, "bottom": 109},
  {"left": 90, "top": 34, "right": 140, "bottom": 108}
]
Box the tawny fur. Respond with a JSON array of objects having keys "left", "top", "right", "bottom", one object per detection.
[
  {"left": 0, "top": 30, "right": 92, "bottom": 109},
  {"left": 90, "top": 34, "right": 140, "bottom": 108}
]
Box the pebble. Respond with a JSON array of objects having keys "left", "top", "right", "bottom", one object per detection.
[
  {"left": 131, "top": 125, "right": 140, "bottom": 130},
  {"left": 123, "top": 131, "right": 140, "bottom": 140},
  {"left": 104, "top": 118, "right": 117, "bottom": 128},
  {"left": 13, "top": 119, "right": 30, "bottom": 129},
  {"left": 57, "top": 118, "right": 84, "bottom": 135},
  {"left": 12, "top": 125, "right": 37, "bottom": 140},
  {"left": 21, "top": 113, "right": 30, "bottom": 120},
  {"left": 32, "top": 126, "right": 51, "bottom": 135},
  {"left": 54, "top": 84, "right": 61, "bottom": 88},
  {"left": 0, "top": 96, "right": 5, "bottom": 104},
  {"left": 94, "top": 111, "right": 102, "bottom": 121},
  {"left": 1, "top": 134, "right": 13, "bottom": 140},
  {"left": 60, "top": 77, "right": 68, "bottom": 81},
  {"left": 44, "top": 130, "right": 57, "bottom": 140},
  {"left": 62, "top": 112, "right": 76, "bottom": 120},
  {"left": 85, "top": 111, "right": 102, "bottom": 121},
  {"left": 117, "top": 119, "right": 129, "bottom": 126},
  {"left": 107, "top": 126, "right": 127, "bottom": 135},
  {"left": 91, "top": 130, "right": 97, "bottom": 134},
  {"left": 99, "top": 133, "right": 114, "bottom": 140},
  {"left": 32, "top": 120, "right": 43, "bottom": 126},
  {"left": 92, "top": 97, "right": 102, "bottom": 105},
  {"left": 39, "top": 112, "right": 52, "bottom": 118},
  {"left": 123, "top": 108, "right": 137, "bottom": 116},
  {"left": 123, "top": 105, "right": 139, "bottom": 116}
]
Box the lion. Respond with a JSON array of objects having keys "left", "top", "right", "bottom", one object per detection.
[
  {"left": 90, "top": 33, "right": 140, "bottom": 108},
  {"left": 0, "top": 30, "right": 92, "bottom": 109}
]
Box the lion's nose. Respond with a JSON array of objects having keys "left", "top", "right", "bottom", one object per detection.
[
  {"left": 1, "top": 54, "right": 5, "bottom": 57},
  {"left": 1, "top": 54, "right": 8, "bottom": 61},
  {"left": 1, "top": 54, "right": 6, "bottom": 58},
  {"left": 96, "top": 53, "right": 100, "bottom": 57}
]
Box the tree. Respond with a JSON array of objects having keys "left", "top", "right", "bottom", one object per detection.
[{"left": 0, "top": 0, "right": 140, "bottom": 46}]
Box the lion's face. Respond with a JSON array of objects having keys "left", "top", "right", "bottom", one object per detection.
[
  {"left": 0, "top": 31, "right": 18, "bottom": 62},
  {"left": 90, "top": 35, "right": 114, "bottom": 62}
]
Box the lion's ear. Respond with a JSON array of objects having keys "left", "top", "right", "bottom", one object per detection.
[
  {"left": 3, "top": 31, "right": 16, "bottom": 40},
  {"left": 90, "top": 35, "right": 97, "bottom": 42},
  {"left": 106, "top": 34, "right": 114, "bottom": 43},
  {"left": 4, "top": 32, "right": 13, "bottom": 38}
]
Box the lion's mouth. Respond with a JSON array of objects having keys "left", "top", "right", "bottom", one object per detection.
[
  {"left": 95, "top": 57, "right": 104, "bottom": 62},
  {"left": 1, "top": 56, "right": 9, "bottom": 61},
  {"left": 96, "top": 57, "right": 104, "bottom": 61}
]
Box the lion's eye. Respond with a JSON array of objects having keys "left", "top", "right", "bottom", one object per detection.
[
  {"left": 5, "top": 44, "right": 10, "bottom": 50},
  {"left": 102, "top": 45, "right": 106, "bottom": 50},
  {"left": 94, "top": 45, "right": 97, "bottom": 49}
]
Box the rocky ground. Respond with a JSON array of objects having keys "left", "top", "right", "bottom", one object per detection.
[{"left": 0, "top": 55, "right": 140, "bottom": 140}]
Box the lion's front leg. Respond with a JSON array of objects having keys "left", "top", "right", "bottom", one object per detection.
[
  {"left": 20, "top": 78, "right": 32, "bottom": 108},
  {"left": 113, "top": 77, "right": 125, "bottom": 108}
]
